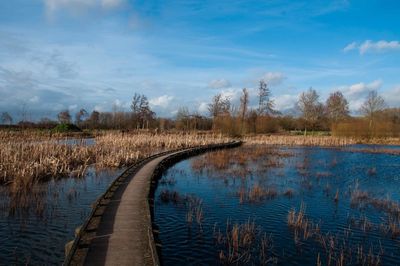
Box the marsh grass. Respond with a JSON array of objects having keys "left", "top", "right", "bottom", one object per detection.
[
  {"left": 283, "top": 189, "right": 294, "bottom": 198},
  {"left": 158, "top": 190, "right": 204, "bottom": 226},
  {"left": 159, "top": 190, "right": 182, "bottom": 204},
  {"left": 159, "top": 143, "right": 398, "bottom": 265},
  {"left": 186, "top": 196, "right": 203, "bottom": 225},
  {"left": 237, "top": 184, "right": 278, "bottom": 203},
  {"left": 214, "top": 219, "right": 277, "bottom": 265},
  {"left": 287, "top": 204, "right": 383, "bottom": 265},
  {"left": 287, "top": 203, "right": 321, "bottom": 244},
  {"left": 1, "top": 131, "right": 230, "bottom": 185},
  {"left": 244, "top": 135, "right": 356, "bottom": 146},
  {"left": 349, "top": 215, "right": 374, "bottom": 233},
  {"left": 191, "top": 144, "right": 293, "bottom": 179},
  {"left": 350, "top": 188, "right": 400, "bottom": 217},
  {"left": 0, "top": 131, "right": 231, "bottom": 212}
]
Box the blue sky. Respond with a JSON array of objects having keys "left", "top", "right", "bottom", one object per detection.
[{"left": 1, "top": 0, "right": 400, "bottom": 120}]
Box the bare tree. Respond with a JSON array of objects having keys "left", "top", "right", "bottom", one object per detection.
[
  {"left": 297, "top": 88, "right": 324, "bottom": 132},
  {"left": 130, "top": 93, "right": 155, "bottom": 129},
  {"left": 1, "top": 112, "right": 13, "bottom": 125},
  {"left": 208, "top": 94, "right": 231, "bottom": 118},
  {"left": 360, "top": 90, "right": 386, "bottom": 128},
  {"left": 138, "top": 95, "right": 154, "bottom": 129},
  {"left": 326, "top": 91, "right": 349, "bottom": 123},
  {"left": 176, "top": 106, "right": 190, "bottom": 130},
  {"left": 239, "top": 88, "right": 249, "bottom": 133},
  {"left": 88, "top": 110, "right": 100, "bottom": 128},
  {"left": 131, "top": 93, "right": 141, "bottom": 114},
  {"left": 257, "top": 80, "right": 275, "bottom": 115},
  {"left": 57, "top": 110, "right": 71, "bottom": 124},
  {"left": 75, "top": 108, "right": 88, "bottom": 125}
]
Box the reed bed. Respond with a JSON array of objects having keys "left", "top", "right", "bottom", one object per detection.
[
  {"left": 0, "top": 131, "right": 231, "bottom": 214},
  {"left": 0, "top": 131, "right": 231, "bottom": 187},
  {"left": 245, "top": 135, "right": 356, "bottom": 146},
  {"left": 191, "top": 144, "right": 293, "bottom": 177}
]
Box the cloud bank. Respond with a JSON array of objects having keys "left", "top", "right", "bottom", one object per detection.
[{"left": 343, "top": 40, "right": 400, "bottom": 54}]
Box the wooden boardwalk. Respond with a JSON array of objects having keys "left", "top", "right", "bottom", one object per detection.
[
  {"left": 65, "top": 142, "right": 241, "bottom": 266},
  {"left": 83, "top": 152, "right": 174, "bottom": 265}
]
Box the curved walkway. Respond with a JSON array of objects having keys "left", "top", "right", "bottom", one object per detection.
[{"left": 65, "top": 141, "right": 241, "bottom": 266}]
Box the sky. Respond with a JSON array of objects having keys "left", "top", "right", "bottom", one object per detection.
[{"left": 0, "top": 0, "right": 400, "bottom": 120}]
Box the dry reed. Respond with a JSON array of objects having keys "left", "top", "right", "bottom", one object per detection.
[
  {"left": 287, "top": 203, "right": 320, "bottom": 244},
  {"left": 0, "top": 131, "right": 231, "bottom": 189},
  {"left": 244, "top": 135, "right": 356, "bottom": 146},
  {"left": 0, "top": 131, "right": 231, "bottom": 213},
  {"left": 214, "top": 219, "right": 277, "bottom": 265},
  {"left": 237, "top": 184, "right": 278, "bottom": 203}
]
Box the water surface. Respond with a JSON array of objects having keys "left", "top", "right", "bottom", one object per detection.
[
  {"left": 0, "top": 167, "right": 122, "bottom": 265},
  {"left": 154, "top": 145, "right": 400, "bottom": 265}
]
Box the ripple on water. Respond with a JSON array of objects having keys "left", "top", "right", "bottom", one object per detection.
[
  {"left": 0, "top": 166, "right": 124, "bottom": 265},
  {"left": 155, "top": 145, "right": 400, "bottom": 265}
]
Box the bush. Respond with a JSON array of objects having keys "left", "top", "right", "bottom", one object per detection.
[
  {"left": 213, "top": 115, "right": 242, "bottom": 137},
  {"left": 255, "top": 116, "right": 279, "bottom": 134},
  {"left": 52, "top": 123, "right": 82, "bottom": 133},
  {"left": 332, "top": 119, "right": 400, "bottom": 138}
]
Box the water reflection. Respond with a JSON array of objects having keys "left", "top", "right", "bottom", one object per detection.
[
  {"left": 0, "top": 166, "right": 122, "bottom": 265},
  {"left": 155, "top": 145, "right": 400, "bottom": 265}
]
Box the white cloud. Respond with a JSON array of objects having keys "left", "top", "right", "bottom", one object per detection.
[
  {"left": 343, "top": 40, "right": 400, "bottom": 55},
  {"left": 337, "top": 80, "right": 383, "bottom": 111},
  {"left": 220, "top": 88, "right": 240, "bottom": 101},
  {"left": 340, "top": 80, "right": 382, "bottom": 100},
  {"left": 360, "top": 40, "right": 400, "bottom": 54},
  {"left": 343, "top": 42, "right": 357, "bottom": 52},
  {"left": 272, "top": 94, "right": 298, "bottom": 110},
  {"left": 208, "top": 78, "right": 231, "bottom": 89},
  {"left": 260, "top": 72, "right": 286, "bottom": 86},
  {"left": 198, "top": 102, "right": 209, "bottom": 114},
  {"left": 382, "top": 85, "right": 400, "bottom": 107},
  {"left": 149, "top": 95, "right": 174, "bottom": 108}
]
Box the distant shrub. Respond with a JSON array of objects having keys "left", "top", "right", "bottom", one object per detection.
[
  {"left": 255, "top": 116, "right": 279, "bottom": 134},
  {"left": 332, "top": 119, "right": 399, "bottom": 138},
  {"left": 52, "top": 123, "right": 82, "bottom": 133},
  {"left": 213, "top": 115, "right": 242, "bottom": 137}
]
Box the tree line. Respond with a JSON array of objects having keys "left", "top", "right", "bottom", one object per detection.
[
  {"left": 1, "top": 85, "right": 399, "bottom": 137},
  {"left": 204, "top": 81, "right": 399, "bottom": 137}
]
